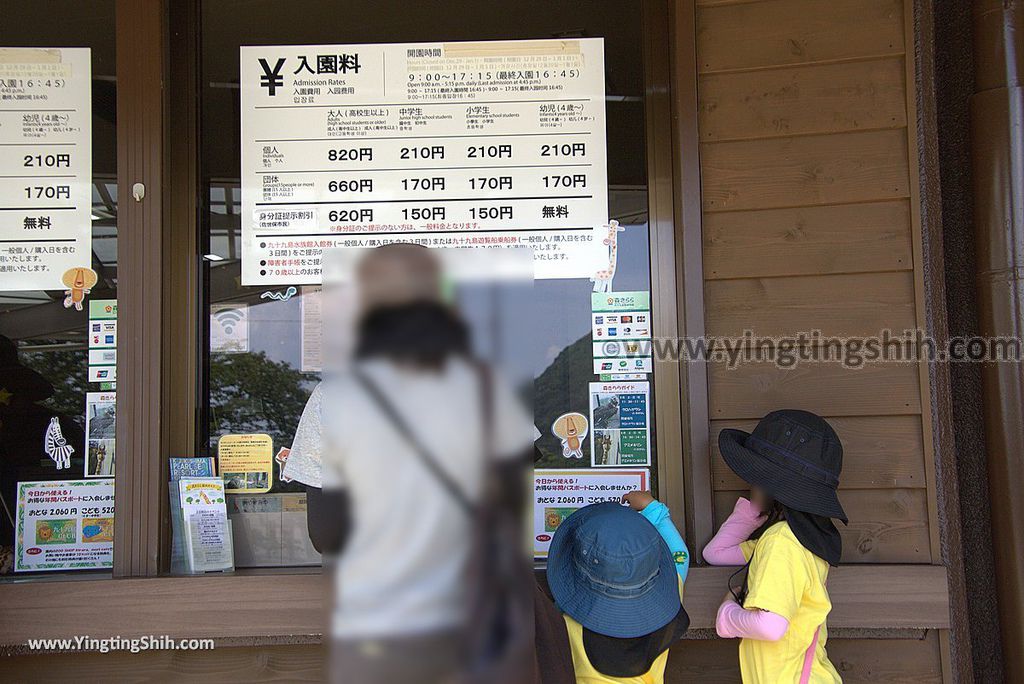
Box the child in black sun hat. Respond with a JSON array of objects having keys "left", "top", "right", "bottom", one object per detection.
[{"left": 703, "top": 409, "right": 847, "bottom": 683}]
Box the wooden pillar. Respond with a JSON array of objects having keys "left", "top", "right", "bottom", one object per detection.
[
  {"left": 113, "top": 0, "right": 166, "bottom": 577},
  {"left": 971, "top": 0, "right": 1024, "bottom": 671}
]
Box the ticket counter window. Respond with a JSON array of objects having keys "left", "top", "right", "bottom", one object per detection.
[
  {"left": 200, "top": 0, "right": 657, "bottom": 568},
  {"left": 0, "top": 3, "right": 118, "bottom": 577}
]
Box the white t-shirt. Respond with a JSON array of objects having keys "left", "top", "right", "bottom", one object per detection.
[{"left": 283, "top": 358, "right": 533, "bottom": 638}]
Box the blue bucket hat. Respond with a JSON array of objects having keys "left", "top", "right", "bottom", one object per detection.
[{"left": 547, "top": 502, "right": 681, "bottom": 638}]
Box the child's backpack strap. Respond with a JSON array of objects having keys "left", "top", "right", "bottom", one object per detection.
[{"left": 800, "top": 625, "right": 822, "bottom": 684}]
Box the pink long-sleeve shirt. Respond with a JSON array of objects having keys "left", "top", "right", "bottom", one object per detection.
[{"left": 704, "top": 498, "right": 790, "bottom": 642}]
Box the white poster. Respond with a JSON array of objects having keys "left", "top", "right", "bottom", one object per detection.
[
  {"left": 533, "top": 468, "right": 649, "bottom": 557},
  {"left": 240, "top": 39, "right": 609, "bottom": 285},
  {"left": 589, "top": 381, "right": 651, "bottom": 467},
  {"left": 300, "top": 285, "right": 322, "bottom": 372},
  {"left": 210, "top": 302, "right": 249, "bottom": 353},
  {"left": 0, "top": 48, "right": 92, "bottom": 291},
  {"left": 84, "top": 391, "right": 116, "bottom": 477},
  {"left": 14, "top": 479, "right": 114, "bottom": 572}
]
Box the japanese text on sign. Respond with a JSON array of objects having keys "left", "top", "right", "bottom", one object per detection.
[
  {"left": 0, "top": 48, "right": 92, "bottom": 291},
  {"left": 240, "top": 39, "right": 609, "bottom": 284}
]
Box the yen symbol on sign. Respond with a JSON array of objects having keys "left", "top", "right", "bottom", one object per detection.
[{"left": 258, "top": 58, "right": 285, "bottom": 96}]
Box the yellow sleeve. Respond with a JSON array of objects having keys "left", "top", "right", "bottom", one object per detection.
[
  {"left": 740, "top": 539, "right": 757, "bottom": 562},
  {"left": 743, "top": 532, "right": 810, "bottom": 621}
]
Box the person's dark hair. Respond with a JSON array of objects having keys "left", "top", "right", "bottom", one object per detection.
[
  {"left": 754, "top": 500, "right": 787, "bottom": 538},
  {"left": 354, "top": 300, "right": 471, "bottom": 370},
  {"left": 728, "top": 499, "right": 786, "bottom": 605}
]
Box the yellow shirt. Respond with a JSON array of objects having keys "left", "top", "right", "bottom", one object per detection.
[
  {"left": 739, "top": 522, "right": 842, "bottom": 684},
  {"left": 562, "top": 578, "right": 684, "bottom": 684}
]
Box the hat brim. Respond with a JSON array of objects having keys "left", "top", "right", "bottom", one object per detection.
[
  {"left": 546, "top": 504, "right": 681, "bottom": 638},
  {"left": 719, "top": 428, "right": 848, "bottom": 523}
]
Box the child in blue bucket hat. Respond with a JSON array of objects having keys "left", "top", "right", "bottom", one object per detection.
[{"left": 547, "top": 491, "right": 690, "bottom": 682}]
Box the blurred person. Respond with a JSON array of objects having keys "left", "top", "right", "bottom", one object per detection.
[
  {"left": 545, "top": 492, "right": 690, "bottom": 683},
  {"left": 282, "top": 244, "right": 536, "bottom": 683},
  {"left": 0, "top": 335, "right": 84, "bottom": 572},
  {"left": 703, "top": 410, "right": 846, "bottom": 683}
]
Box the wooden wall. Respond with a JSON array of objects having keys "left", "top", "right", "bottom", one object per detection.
[
  {"left": 696, "top": 0, "right": 938, "bottom": 566},
  {"left": 1, "top": 634, "right": 944, "bottom": 682}
]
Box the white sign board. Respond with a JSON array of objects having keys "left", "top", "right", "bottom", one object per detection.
[
  {"left": 533, "top": 468, "right": 649, "bottom": 557},
  {"left": 240, "top": 39, "right": 609, "bottom": 285},
  {"left": 0, "top": 48, "right": 92, "bottom": 291},
  {"left": 14, "top": 479, "right": 114, "bottom": 572}
]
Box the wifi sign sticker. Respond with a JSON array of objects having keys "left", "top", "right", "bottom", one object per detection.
[{"left": 211, "top": 303, "right": 250, "bottom": 353}]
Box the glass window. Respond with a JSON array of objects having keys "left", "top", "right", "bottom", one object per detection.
[
  {"left": 199, "top": 0, "right": 656, "bottom": 569},
  {"left": 0, "top": 2, "right": 117, "bottom": 577}
]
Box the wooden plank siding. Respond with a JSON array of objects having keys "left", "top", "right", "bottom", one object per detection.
[
  {"left": 696, "top": 0, "right": 935, "bottom": 590},
  {"left": 703, "top": 200, "right": 913, "bottom": 279},
  {"left": 0, "top": 632, "right": 945, "bottom": 683},
  {"left": 696, "top": 0, "right": 904, "bottom": 73},
  {"left": 667, "top": 631, "right": 943, "bottom": 683},
  {"left": 705, "top": 271, "right": 918, "bottom": 338}
]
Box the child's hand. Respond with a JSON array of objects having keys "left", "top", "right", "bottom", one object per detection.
[
  {"left": 734, "top": 497, "right": 769, "bottom": 522},
  {"left": 622, "top": 490, "right": 655, "bottom": 511}
]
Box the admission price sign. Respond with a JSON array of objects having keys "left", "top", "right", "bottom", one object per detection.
[
  {"left": 0, "top": 48, "right": 92, "bottom": 291},
  {"left": 240, "top": 39, "right": 609, "bottom": 285}
]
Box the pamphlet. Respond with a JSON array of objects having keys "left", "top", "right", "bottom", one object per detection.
[
  {"left": 177, "top": 476, "right": 233, "bottom": 573},
  {"left": 169, "top": 457, "right": 216, "bottom": 574}
]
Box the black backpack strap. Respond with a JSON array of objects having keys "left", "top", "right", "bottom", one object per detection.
[{"left": 352, "top": 368, "right": 477, "bottom": 516}]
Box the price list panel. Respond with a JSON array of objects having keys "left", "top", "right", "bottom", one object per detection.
[
  {"left": 240, "top": 39, "right": 609, "bottom": 285},
  {"left": 0, "top": 48, "right": 92, "bottom": 291}
]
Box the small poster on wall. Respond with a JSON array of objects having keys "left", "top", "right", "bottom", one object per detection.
[
  {"left": 532, "top": 469, "right": 648, "bottom": 557},
  {"left": 84, "top": 391, "right": 116, "bottom": 477},
  {"left": 14, "top": 479, "right": 114, "bottom": 572},
  {"left": 218, "top": 433, "right": 273, "bottom": 494},
  {"left": 589, "top": 380, "right": 651, "bottom": 467}
]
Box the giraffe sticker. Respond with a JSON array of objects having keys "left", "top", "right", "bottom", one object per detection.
[{"left": 591, "top": 220, "right": 624, "bottom": 293}]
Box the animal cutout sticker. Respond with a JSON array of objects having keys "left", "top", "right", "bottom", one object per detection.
[
  {"left": 552, "top": 412, "right": 589, "bottom": 460},
  {"left": 591, "top": 220, "right": 624, "bottom": 293},
  {"left": 62, "top": 267, "right": 99, "bottom": 311},
  {"left": 44, "top": 417, "right": 74, "bottom": 470}
]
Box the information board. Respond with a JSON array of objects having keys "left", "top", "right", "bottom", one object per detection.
[
  {"left": 239, "top": 39, "right": 608, "bottom": 284},
  {"left": 0, "top": 48, "right": 92, "bottom": 291},
  {"left": 14, "top": 479, "right": 114, "bottom": 572},
  {"left": 533, "top": 468, "right": 649, "bottom": 557}
]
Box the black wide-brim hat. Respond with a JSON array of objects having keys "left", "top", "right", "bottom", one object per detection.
[{"left": 719, "top": 409, "right": 848, "bottom": 523}]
